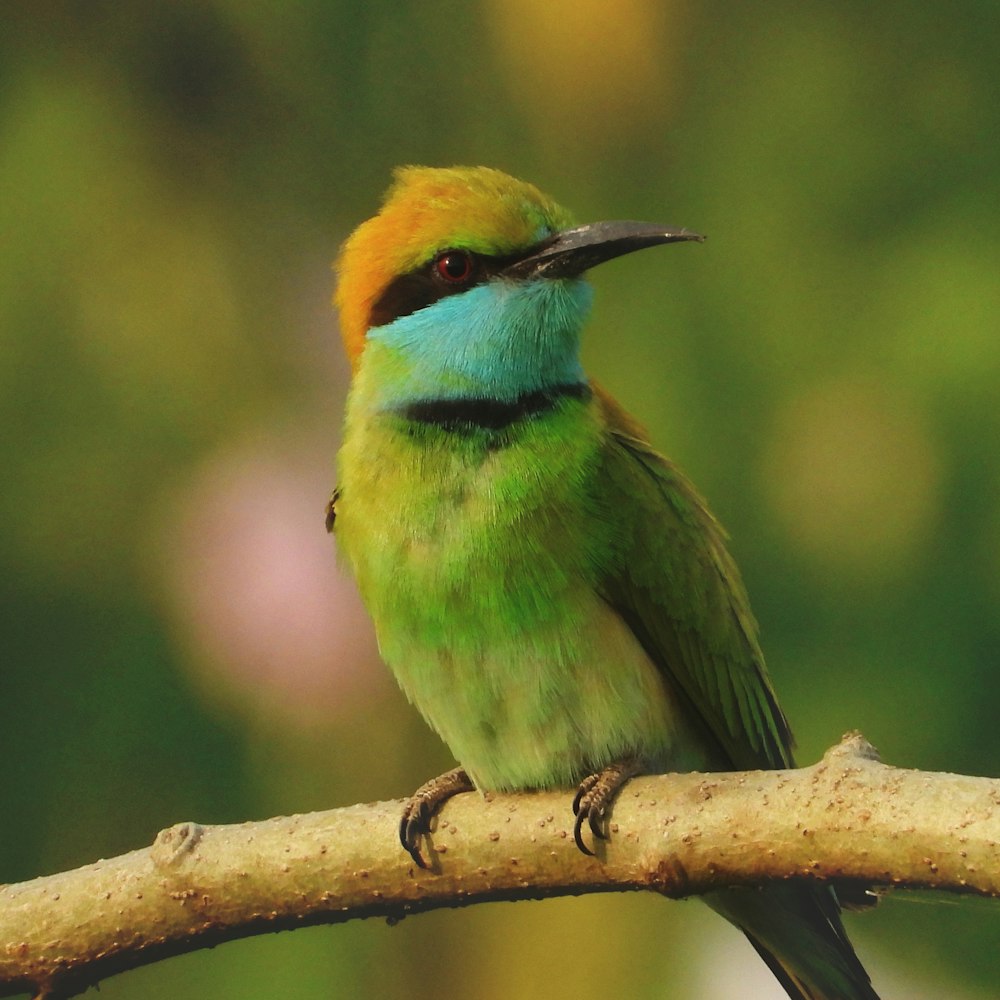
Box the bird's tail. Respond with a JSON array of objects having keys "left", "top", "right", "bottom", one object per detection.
[{"left": 705, "top": 885, "right": 879, "bottom": 1000}]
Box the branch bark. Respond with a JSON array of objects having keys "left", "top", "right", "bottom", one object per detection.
[{"left": 3, "top": 733, "right": 999, "bottom": 999}]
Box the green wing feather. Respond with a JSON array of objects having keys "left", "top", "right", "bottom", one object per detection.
[
  {"left": 592, "top": 390, "right": 880, "bottom": 998},
  {"left": 593, "top": 386, "right": 793, "bottom": 771}
]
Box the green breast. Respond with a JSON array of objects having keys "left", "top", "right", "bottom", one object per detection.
[{"left": 335, "top": 390, "right": 684, "bottom": 790}]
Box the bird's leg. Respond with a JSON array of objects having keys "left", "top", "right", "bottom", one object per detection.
[
  {"left": 572, "top": 756, "right": 643, "bottom": 856},
  {"left": 399, "top": 767, "right": 475, "bottom": 868}
]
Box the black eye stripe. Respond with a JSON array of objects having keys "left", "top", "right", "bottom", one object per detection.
[
  {"left": 368, "top": 270, "right": 452, "bottom": 331},
  {"left": 367, "top": 248, "right": 527, "bottom": 331}
]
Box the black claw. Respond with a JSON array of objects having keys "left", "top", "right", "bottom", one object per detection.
[
  {"left": 573, "top": 812, "right": 595, "bottom": 856},
  {"left": 399, "top": 801, "right": 432, "bottom": 868},
  {"left": 406, "top": 839, "right": 429, "bottom": 869},
  {"left": 589, "top": 810, "right": 607, "bottom": 841}
]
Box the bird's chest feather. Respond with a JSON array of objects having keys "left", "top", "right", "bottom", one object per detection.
[
  {"left": 335, "top": 406, "right": 680, "bottom": 790},
  {"left": 337, "top": 407, "right": 605, "bottom": 656}
]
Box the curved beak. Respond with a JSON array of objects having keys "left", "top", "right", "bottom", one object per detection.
[{"left": 502, "top": 221, "right": 705, "bottom": 280}]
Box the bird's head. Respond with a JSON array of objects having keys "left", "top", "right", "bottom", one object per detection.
[{"left": 335, "top": 166, "right": 702, "bottom": 405}]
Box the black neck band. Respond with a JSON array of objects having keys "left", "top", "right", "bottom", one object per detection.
[{"left": 400, "top": 382, "right": 591, "bottom": 432}]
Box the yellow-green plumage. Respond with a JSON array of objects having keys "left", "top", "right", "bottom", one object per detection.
[
  {"left": 338, "top": 375, "right": 702, "bottom": 790},
  {"left": 333, "top": 166, "right": 877, "bottom": 999}
]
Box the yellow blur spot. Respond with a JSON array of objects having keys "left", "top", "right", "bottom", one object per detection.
[
  {"left": 483, "top": 0, "right": 686, "bottom": 141},
  {"left": 762, "top": 377, "right": 942, "bottom": 579}
]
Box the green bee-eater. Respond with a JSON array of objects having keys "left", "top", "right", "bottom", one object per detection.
[{"left": 330, "top": 166, "right": 877, "bottom": 999}]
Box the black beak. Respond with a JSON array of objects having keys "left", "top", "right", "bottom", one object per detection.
[{"left": 502, "top": 221, "right": 704, "bottom": 280}]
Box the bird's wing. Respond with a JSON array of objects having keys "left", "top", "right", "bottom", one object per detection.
[{"left": 592, "top": 386, "right": 793, "bottom": 771}]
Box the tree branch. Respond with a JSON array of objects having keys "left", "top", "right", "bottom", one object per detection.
[{"left": 3, "top": 733, "right": 999, "bottom": 999}]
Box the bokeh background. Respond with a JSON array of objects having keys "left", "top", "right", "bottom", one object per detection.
[{"left": 3, "top": 3, "right": 999, "bottom": 997}]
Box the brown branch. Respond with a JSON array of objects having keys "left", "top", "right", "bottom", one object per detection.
[{"left": 3, "top": 733, "right": 999, "bottom": 999}]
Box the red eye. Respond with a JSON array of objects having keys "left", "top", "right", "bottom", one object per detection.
[{"left": 435, "top": 250, "right": 473, "bottom": 284}]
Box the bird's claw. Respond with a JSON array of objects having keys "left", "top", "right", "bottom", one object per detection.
[
  {"left": 398, "top": 767, "right": 474, "bottom": 868},
  {"left": 571, "top": 758, "right": 643, "bottom": 856},
  {"left": 399, "top": 798, "right": 433, "bottom": 868},
  {"left": 571, "top": 772, "right": 604, "bottom": 854},
  {"left": 324, "top": 487, "right": 340, "bottom": 533}
]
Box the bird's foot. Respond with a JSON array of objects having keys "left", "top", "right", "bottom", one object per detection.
[
  {"left": 572, "top": 757, "right": 643, "bottom": 856},
  {"left": 324, "top": 487, "right": 340, "bottom": 533},
  {"left": 399, "top": 767, "right": 474, "bottom": 868}
]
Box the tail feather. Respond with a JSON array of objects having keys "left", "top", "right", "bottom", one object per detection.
[{"left": 705, "top": 885, "right": 879, "bottom": 1000}]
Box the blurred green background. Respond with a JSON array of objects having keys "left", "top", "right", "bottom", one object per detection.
[{"left": 3, "top": 2, "right": 999, "bottom": 997}]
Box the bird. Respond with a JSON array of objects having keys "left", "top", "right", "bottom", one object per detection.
[{"left": 329, "top": 165, "right": 878, "bottom": 999}]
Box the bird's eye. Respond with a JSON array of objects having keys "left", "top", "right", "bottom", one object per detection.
[{"left": 434, "top": 250, "right": 474, "bottom": 284}]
